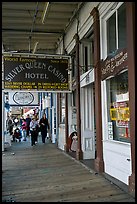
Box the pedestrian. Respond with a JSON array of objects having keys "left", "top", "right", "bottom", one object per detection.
[
  {"left": 30, "top": 117, "right": 38, "bottom": 146},
  {"left": 21, "top": 118, "right": 27, "bottom": 141},
  {"left": 19, "top": 116, "right": 23, "bottom": 126},
  {"left": 34, "top": 115, "right": 39, "bottom": 144},
  {"left": 14, "top": 117, "right": 19, "bottom": 126},
  {"left": 6, "top": 115, "right": 14, "bottom": 136},
  {"left": 26, "top": 114, "right": 31, "bottom": 137},
  {"left": 39, "top": 113, "right": 50, "bottom": 144}
]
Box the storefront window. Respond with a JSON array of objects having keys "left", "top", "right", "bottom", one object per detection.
[
  {"left": 107, "top": 3, "right": 126, "bottom": 55},
  {"left": 107, "top": 12, "right": 116, "bottom": 54},
  {"left": 106, "top": 71, "right": 130, "bottom": 143},
  {"left": 118, "top": 3, "right": 126, "bottom": 48}
]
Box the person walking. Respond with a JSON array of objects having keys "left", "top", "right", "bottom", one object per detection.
[
  {"left": 14, "top": 117, "right": 19, "bottom": 126},
  {"left": 6, "top": 115, "right": 14, "bottom": 136},
  {"left": 21, "top": 119, "right": 27, "bottom": 141},
  {"left": 26, "top": 114, "right": 31, "bottom": 137},
  {"left": 30, "top": 117, "right": 38, "bottom": 146},
  {"left": 39, "top": 113, "right": 50, "bottom": 144},
  {"left": 34, "top": 115, "right": 39, "bottom": 144},
  {"left": 19, "top": 116, "right": 23, "bottom": 126}
]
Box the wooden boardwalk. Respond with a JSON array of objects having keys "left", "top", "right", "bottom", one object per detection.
[{"left": 2, "top": 137, "right": 135, "bottom": 202}]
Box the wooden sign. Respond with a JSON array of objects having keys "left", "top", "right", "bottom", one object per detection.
[{"left": 101, "top": 48, "right": 128, "bottom": 80}]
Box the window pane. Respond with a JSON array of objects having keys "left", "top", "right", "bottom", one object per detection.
[
  {"left": 106, "top": 71, "right": 130, "bottom": 143},
  {"left": 84, "top": 46, "right": 88, "bottom": 72},
  {"left": 107, "top": 13, "right": 116, "bottom": 54},
  {"left": 118, "top": 3, "right": 126, "bottom": 48}
]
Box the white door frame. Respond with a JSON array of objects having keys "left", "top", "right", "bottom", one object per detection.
[{"left": 80, "top": 70, "right": 95, "bottom": 159}]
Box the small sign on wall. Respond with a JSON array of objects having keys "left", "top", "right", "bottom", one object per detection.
[{"left": 8, "top": 92, "right": 39, "bottom": 106}]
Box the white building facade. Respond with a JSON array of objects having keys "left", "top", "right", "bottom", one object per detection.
[{"left": 56, "top": 2, "right": 135, "bottom": 194}]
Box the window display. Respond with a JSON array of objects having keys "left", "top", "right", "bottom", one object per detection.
[{"left": 106, "top": 71, "right": 130, "bottom": 142}]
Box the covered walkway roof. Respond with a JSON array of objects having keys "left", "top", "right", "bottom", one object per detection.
[{"left": 2, "top": 2, "right": 84, "bottom": 54}]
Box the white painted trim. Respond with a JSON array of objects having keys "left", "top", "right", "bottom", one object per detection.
[
  {"left": 62, "top": 2, "right": 99, "bottom": 54},
  {"left": 80, "top": 69, "right": 94, "bottom": 88},
  {"left": 101, "top": 80, "right": 108, "bottom": 141},
  {"left": 99, "top": 2, "right": 124, "bottom": 59},
  {"left": 78, "top": 15, "right": 93, "bottom": 40},
  {"left": 103, "top": 140, "right": 132, "bottom": 185},
  {"left": 100, "top": 2, "right": 131, "bottom": 185}
]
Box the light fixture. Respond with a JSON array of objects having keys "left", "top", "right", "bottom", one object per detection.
[
  {"left": 42, "top": 2, "right": 50, "bottom": 24},
  {"left": 32, "top": 41, "right": 39, "bottom": 54}
]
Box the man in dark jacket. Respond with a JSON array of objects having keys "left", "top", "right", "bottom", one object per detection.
[
  {"left": 26, "top": 114, "right": 31, "bottom": 136},
  {"left": 39, "top": 113, "right": 50, "bottom": 143},
  {"left": 6, "top": 116, "right": 14, "bottom": 135}
]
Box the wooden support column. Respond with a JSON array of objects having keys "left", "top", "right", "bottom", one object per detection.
[
  {"left": 126, "top": 2, "right": 135, "bottom": 196},
  {"left": 62, "top": 41, "right": 69, "bottom": 152},
  {"left": 74, "top": 33, "right": 83, "bottom": 160},
  {"left": 64, "top": 93, "right": 69, "bottom": 152},
  {"left": 90, "top": 7, "right": 104, "bottom": 172}
]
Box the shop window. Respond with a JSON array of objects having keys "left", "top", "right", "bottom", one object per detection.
[
  {"left": 107, "top": 3, "right": 126, "bottom": 54},
  {"left": 81, "top": 44, "right": 91, "bottom": 74},
  {"left": 81, "top": 34, "right": 94, "bottom": 74},
  {"left": 106, "top": 71, "right": 130, "bottom": 143},
  {"left": 84, "top": 46, "right": 88, "bottom": 72},
  {"left": 118, "top": 3, "right": 126, "bottom": 48},
  {"left": 107, "top": 13, "right": 116, "bottom": 53}
]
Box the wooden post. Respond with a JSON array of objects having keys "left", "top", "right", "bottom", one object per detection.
[
  {"left": 56, "top": 93, "right": 61, "bottom": 146},
  {"left": 62, "top": 40, "right": 69, "bottom": 152},
  {"left": 74, "top": 33, "right": 83, "bottom": 160},
  {"left": 64, "top": 93, "right": 69, "bottom": 152},
  {"left": 126, "top": 2, "right": 135, "bottom": 196},
  {"left": 90, "top": 7, "right": 104, "bottom": 172}
]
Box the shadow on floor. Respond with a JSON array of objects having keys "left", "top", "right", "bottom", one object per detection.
[{"left": 67, "top": 151, "right": 95, "bottom": 170}]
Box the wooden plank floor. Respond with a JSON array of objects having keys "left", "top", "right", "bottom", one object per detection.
[{"left": 2, "top": 136, "right": 135, "bottom": 202}]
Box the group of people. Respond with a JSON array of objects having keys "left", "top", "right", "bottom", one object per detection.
[{"left": 6, "top": 113, "right": 50, "bottom": 146}]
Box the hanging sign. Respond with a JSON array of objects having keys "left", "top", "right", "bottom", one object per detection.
[
  {"left": 101, "top": 48, "right": 128, "bottom": 80},
  {"left": 3, "top": 55, "right": 71, "bottom": 92}
]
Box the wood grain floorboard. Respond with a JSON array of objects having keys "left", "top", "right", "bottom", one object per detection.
[{"left": 2, "top": 137, "right": 135, "bottom": 202}]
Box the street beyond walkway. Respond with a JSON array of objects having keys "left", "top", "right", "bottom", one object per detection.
[{"left": 2, "top": 136, "right": 135, "bottom": 202}]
